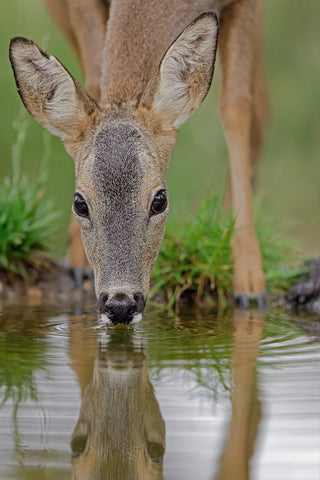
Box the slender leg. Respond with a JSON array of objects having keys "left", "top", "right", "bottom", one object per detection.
[
  {"left": 46, "top": 0, "right": 109, "bottom": 286},
  {"left": 68, "top": 216, "right": 87, "bottom": 289},
  {"left": 46, "top": 0, "right": 109, "bottom": 100},
  {"left": 223, "top": 20, "right": 267, "bottom": 203},
  {"left": 250, "top": 31, "right": 268, "bottom": 185},
  {"left": 45, "top": 0, "right": 80, "bottom": 58},
  {"left": 219, "top": 0, "right": 266, "bottom": 303},
  {"left": 67, "top": 0, "right": 109, "bottom": 100},
  {"left": 67, "top": 0, "right": 109, "bottom": 282}
]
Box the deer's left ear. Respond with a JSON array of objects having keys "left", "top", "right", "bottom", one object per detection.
[
  {"left": 9, "top": 37, "right": 98, "bottom": 141},
  {"left": 141, "top": 11, "right": 219, "bottom": 129}
]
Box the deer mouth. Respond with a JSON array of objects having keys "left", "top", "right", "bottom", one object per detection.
[
  {"left": 101, "top": 312, "right": 143, "bottom": 326},
  {"left": 98, "top": 292, "right": 145, "bottom": 325}
]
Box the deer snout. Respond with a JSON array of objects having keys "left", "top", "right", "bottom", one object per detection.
[{"left": 99, "top": 292, "right": 145, "bottom": 325}]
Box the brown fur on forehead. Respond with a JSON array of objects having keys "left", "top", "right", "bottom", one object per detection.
[
  {"left": 92, "top": 123, "right": 145, "bottom": 201},
  {"left": 137, "top": 105, "right": 177, "bottom": 164}
]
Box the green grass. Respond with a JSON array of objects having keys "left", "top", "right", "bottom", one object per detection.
[
  {"left": 150, "top": 195, "right": 234, "bottom": 311},
  {"left": 0, "top": 112, "right": 59, "bottom": 277},
  {"left": 150, "top": 195, "right": 308, "bottom": 311}
]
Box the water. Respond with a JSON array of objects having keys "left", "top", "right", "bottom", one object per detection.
[{"left": 0, "top": 304, "right": 319, "bottom": 480}]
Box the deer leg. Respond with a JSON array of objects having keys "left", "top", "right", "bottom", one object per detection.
[
  {"left": 45, "top": 0, "right": 86, "bottom": 286},
  {"left": 66, "top": 0, "right": 109, "bottom": 286},
  {"left": 45, "top": 0, "right": 109, "bottom": 100},
  {"left": 46, "top": 0, "right": 109, "bottom": 288},
  {"left": 250, "top": 35, "right": 268, "bottom": 186},
  {"left": 220, "top": 0, "right": 266, "bottom": 306},
  {"left": 67, "top": 216, "right": 86, "bottom": 290},
  {"left": 45, "top": 0, "right": 80, "bottom": 58},
  {"left": 223, "top": 32, "right": 267, "bottom": 205},
  {"left": 66, "top": 0, "right": 109, "bottom": 100}
]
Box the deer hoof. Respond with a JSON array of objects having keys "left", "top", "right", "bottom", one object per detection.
[
  {"left": 235, "top": 291, "right": 267, "bottom": 310},
  {"left": 256, "top": 292, "right": 267, "bottom": 310},
  {"left": 235, "top": 292, "right": 249, "bottom": 309},
  {"left": 71, "top": 267, "right": 84, "bottom": 291}
]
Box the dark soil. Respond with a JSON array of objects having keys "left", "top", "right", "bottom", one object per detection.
[{"left": 0, "top": 261, "right": 96, "bottom": 306}]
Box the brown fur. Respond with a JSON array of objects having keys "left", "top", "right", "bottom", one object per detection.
[{"left": 69, "top": 330, "right": 165, "bottom": 479}]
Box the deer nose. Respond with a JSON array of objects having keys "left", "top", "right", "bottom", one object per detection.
[{"left": 99, "top": 292, "right": 144, "bottom": 325}]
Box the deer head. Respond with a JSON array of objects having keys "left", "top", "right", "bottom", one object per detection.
[
  {"left": 70, "top": 333, "right": 165, "bottom": 479},
  {"left": 9, "top": 12, "right": 218, "bottom": 324}
]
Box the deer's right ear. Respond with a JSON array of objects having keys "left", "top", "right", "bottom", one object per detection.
[
  {"left": 9, "top": 37, "right": 98, "bottom": 141},
  {"left": 140, "top": 12, "right": 218, "bottom": 130}
]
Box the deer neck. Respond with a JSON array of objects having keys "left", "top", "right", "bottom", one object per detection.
[{"left": 100, "top": 0, "right": 220, "bottom": 106}]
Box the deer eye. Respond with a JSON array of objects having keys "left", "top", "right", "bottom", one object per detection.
[
  {"left": 73, "top": 193, "right": 89, "bottom": 218},
  {"left": 150, "top": 190, "right": 167, "bottom": 215}
]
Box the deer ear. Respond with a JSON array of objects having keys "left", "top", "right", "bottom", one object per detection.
[
  {"left": 9, "top": 37, "right": 98, "bottom": 141},
  {"left": 141, "top": 12, "right": 218, "bottom": 129}
]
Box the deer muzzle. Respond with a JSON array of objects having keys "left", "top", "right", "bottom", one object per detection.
[{"left": 98, "top": 291, "right": 145, "bottom": 325}]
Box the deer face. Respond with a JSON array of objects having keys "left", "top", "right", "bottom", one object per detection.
[
  {"left": 70, "top": 112, "right": 172, "bottom": 324},
  {"left": 71, "top": 335, "right": 165, "bottom": 479},
  {"left": 9, "top": 12, "right": 218, "bottom": 324}
]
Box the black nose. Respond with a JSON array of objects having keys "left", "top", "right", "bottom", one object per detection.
[{"left": 99, "top": 292, "right": 145, "bottom": 325}]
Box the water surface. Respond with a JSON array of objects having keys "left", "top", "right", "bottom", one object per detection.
[{"left": 0, "top": 304, "right": 319, "bottom": 479}]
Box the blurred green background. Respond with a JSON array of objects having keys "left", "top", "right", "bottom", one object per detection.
[{"left": 1, "top": 1, "right": 319, "bottom": 257}]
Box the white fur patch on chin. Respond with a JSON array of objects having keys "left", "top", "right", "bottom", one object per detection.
[
  {"left": 101, "top": 313, "right": 113, "bottom": 325},
  {"left": 100, "top": 313, "right": 143, "bottom": 326},
  {"left": 131, "top": 313, "right": 143, "bottom": 325}
]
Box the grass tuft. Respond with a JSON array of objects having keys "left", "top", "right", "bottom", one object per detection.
[
  {"left": 151, "top": 195, "right": 307, "bottom": 311},
  {"left": 0, "top": 112, "right": 59, "bottom": 277},
  {"left": 150, "top": 195, "right": 235, "bottom": 311}
]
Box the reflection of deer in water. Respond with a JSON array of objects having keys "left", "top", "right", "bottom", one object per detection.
[
  {"left": 215, "top": 313, "right": 264, "bottom": 480},
  {"left": 70, "top": 329, "right": 165, "bottom": 480}
]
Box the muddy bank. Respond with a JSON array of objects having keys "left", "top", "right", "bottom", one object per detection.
[
  {"left": 0, "top": 261, "right": 96, "bottom": 306},
  {"left": 1, "top": 259, "right": 320, "bottom": 314}
]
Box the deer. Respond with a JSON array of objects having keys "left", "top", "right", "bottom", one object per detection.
[
  {"left": 9, "top": 0, "right": 267, "bottom": 325},
  {"left": 70, "top": 330, "right": 165, "bottom": 479}
]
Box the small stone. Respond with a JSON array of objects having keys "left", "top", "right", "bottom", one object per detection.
[{"left": 27, "top": 287, "right": 43, "bottom": 300}]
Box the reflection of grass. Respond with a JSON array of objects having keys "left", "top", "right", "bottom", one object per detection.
[
  {"left": 146, "top": 315, "right": 234, "bottom": 398},
  {"left": 0, "top": 112, "right": 59, "bottom": 277},
  {"left": 0, "top": 333, "right": 47, "bottom": 406},
  {"left": 260, "top": 312, "right": 305, "bottom": 342},
  {"left": 146, "top": 313, "right": 305, "bottom": 400},
  {"left": 0, "top": 331, "right": 48, "bottom": 456}
]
